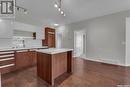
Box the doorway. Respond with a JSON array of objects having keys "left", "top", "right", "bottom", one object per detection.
[{"left": 74, "top": 31, "right": 86, "bottom": 58}]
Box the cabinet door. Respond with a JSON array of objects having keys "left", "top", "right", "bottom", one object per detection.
[
  {"left": 16, "top": 51, "right": 30, "bottom": 69},
  {"left": 44, "top": 27, "right": 55, "bottom": 47},
  {"left": 48, "top": 33, "right": 55, "bottom": 47},
  {"left": 28, "top": 51, "right": 37, "bottom": 65},
  {"left": 0, "top": 19, "right": 13, "bottom": 38}
]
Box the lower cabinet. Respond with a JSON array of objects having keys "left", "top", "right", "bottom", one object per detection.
[
  {"left": 16, "top": 50, "right": 37, "bottom": 70},
  {"left": 28, "top": 51, "right": 37, "bottom": 65},
  {"left": 0, "top": 50, "right": 37, "bottom": 74},
  {"left": 0, "top": 51, "right": 15, "bottom": 74}
]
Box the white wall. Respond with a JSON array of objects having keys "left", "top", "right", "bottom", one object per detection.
[
  {"left": 57, "top": 10, "right": 130, "bottom": 66},
  {"left": 0, "top": 19, "right": 14, "bottom": 48},
  {"left": 14, "top": 22, "right": 44, "bottom": 40},
  {"left": 24, "top": 39, "right": 42, "bottom": 48},
  {"left": 0, "top": 38, "right": 13, "bottom": 48},
  {"left": 14, "top": 22, "right": 44, "bottom": 47},
  {"left": 0, "top": 19, "right": 14, "bottom": 38},
  {"left": 126, "top": 17, "right": 130, "bottom": 66},
  {"left": 0, "top": 21, "right": 44, "bottom": 48}
]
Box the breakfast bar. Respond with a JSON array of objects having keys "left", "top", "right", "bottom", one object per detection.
[{"left": 36, "top": 48, "right": 73, "bottom": 85}]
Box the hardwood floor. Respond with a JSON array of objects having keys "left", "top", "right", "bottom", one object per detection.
[{"left": 2, "top": 58, "right": 130, "bottom": 87}]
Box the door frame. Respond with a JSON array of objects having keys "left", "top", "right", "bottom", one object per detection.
[{"left": 74, "top": 30, "right": 86, "bottom": 58}]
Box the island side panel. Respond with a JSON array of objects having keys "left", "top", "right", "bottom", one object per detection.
[
  {"left": 52, "top": 52, "right": 67, "bottom": 79},
  {"left": 37, "top": 52, "right": 52, "bottom": 85},
  {"left": 67, "top": 51, "right": 73, "bottom": 73}
]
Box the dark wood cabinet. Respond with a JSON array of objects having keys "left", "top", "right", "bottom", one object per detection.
[
  {"left": 0, "top": 50, "right": 37, "bottom": 74},
  {"left": 16, "top": 50, "right": 30, "bottom": 69},
  {"left": 16, "top": 50, "right": 37, "bottom": 70},
  {"left": 28, "top": 51, "right": 37, "bottom": 65},
  {"left": 42, "top": 27, "right": 55, "bottom": 48}
]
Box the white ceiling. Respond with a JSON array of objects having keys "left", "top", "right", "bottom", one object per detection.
[{"left": 15, "top": 0, "right": 130, "bottom": 27}]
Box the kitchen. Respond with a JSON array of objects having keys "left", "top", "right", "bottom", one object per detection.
[
  {"left": 0, "top": 18, "right": 73, "bottom": 86},
  {"left": 1, "top": 0, "right": 130, "bottom": 87}
]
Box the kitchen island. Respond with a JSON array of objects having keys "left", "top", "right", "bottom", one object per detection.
[{"left": 36, "top": 48, "right": 73, "bottom": 85}]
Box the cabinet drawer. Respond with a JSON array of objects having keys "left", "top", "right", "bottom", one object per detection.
[
  {"left": 0, "top": 54, "right": 14, "bottom": 59},
  {"left": 0, "top": 51, "right": 15, "bottom": 74},
  {"left": 0, "top": 57, "right": 14, "bottom": 62},
  {"left": 0, "top": 59, "right": 15, "bottom": 66},
  {"left": 0, "top": 64, "right": 15, "bottom": 74},
  {"left": 0, "top": 51, "right": 14, "bottom": 55}
]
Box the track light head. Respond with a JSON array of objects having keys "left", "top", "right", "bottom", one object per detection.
[
  {"left": 58, "top": 8, "right": 61, "bottom": 11},
  {"left": 54, "top": 0, "right": 66, "bottom": 16},
  {"left": 54, "top": 3, "right": 58, "bottom": 8},
  {"left": 24, "top": 10, "right": 28, "bottom": 14},
  {"left": 61, "top": 11, "right": 64, "bottom": 14}
]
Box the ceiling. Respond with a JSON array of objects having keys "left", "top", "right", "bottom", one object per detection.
[{"left": 15, "top": 0, "right": 130, "bottom": 27}]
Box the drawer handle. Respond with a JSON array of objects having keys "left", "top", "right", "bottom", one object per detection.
[
  {"left": 0, "top": 64, "right": 15, "bottom": 69},
  {"left": 0, "top": 58, "right": 14, "bottom": 61}
]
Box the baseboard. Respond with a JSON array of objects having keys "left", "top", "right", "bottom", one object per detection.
[
  {"left": 125, "top": 63, "right": 130, "bottom": 67},
  {"left": 78, "top": 56, "right": 127, "bottom": 67}
]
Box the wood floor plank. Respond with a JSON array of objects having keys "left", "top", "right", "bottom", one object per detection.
[{"left": 2, "top": 58, "right": 130, "bottom": 87}]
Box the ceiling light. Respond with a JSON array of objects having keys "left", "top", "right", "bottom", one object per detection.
[
  {"left": 54, "top": 24, "right": 59, "bottom": 26},
  {"left": 61, "top": 11, "right": 64, "bottom": 14},
  {"left": 54, "top": 3, "right": 58, "bottom": 8},
  {"left": 58, "top": 8, "right": 61, "bottom": 11},
  {"left": 63, "top": 14, "right": 66, "bottom": 16}
]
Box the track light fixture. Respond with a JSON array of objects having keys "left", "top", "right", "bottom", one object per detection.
[
  {"left": 54, "top": 0, "right": 66, "bottom": 16},
  {"left": 0, "top": 0, "right": 29, "bottom": 14},
  {"left": 15, "top": 0, "right": 28, "bottom": 14}
]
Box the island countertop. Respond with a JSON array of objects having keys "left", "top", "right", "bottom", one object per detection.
[{"left": 36, "top": 48, "right": 73, "bottom": 54}]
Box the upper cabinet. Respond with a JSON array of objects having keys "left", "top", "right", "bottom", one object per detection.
[
  {"left": 14, "top": 22, "right": 44, "bottom": 40},
  {"left": 0, "top": 19, "right": 14, "bottom": 38},
  {"left": 42, "top": 27, "right": 55, "bottom": 48}
]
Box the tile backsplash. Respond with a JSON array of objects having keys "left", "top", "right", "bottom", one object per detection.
[
  {"left": 13, "top": 37, "right": 42, "bottom": 48},
  {"left": 24, "top": 39, "right": 42, "bottom": 48},
  {"left": 0, "top": 38, "right": 42, "bottom": 49}
]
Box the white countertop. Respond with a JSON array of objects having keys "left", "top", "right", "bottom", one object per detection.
[
  {"left": 0, "top": 46, "right": 48, "bottom": 51},
  {"left": 36, "top": 48, "right": 73, "bottom": 54}
]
